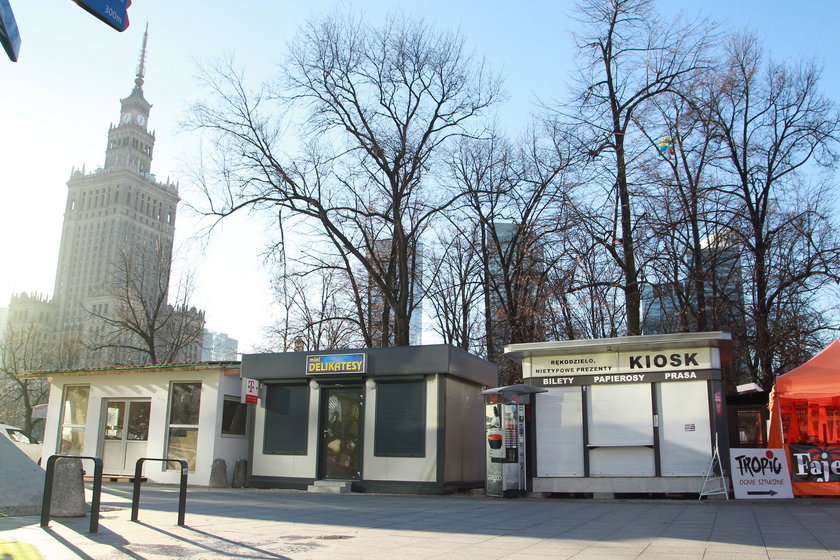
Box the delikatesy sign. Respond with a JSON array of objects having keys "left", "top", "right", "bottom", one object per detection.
[
  {"left": 306, "top": 353, "right": 367, "bottom": 375},
  {"left": 729, "top": 448, "right": 794, "bottom": 499}
]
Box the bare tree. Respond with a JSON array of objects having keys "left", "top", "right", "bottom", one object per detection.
[
  {"left": 262, "top": 261, "right": 364, "bottom": 352},
  {"left": 705, "top": 34, "right": 840, "bottom": 387},
  {"left": 187, "top": 12, "right": 500, "bottom": 347},
  {"left": 423, "top": 222, "right": 485, "bottom": 351},
  {"left": 565, "top": 0, "right": 714, "bottom": 335},
  {"left": 544, "top": 228, "right": 626, "bottom": 341},
  {"left": 86, "top": 240, "right": 205, "bottom": 365},
  {"left": 448, "top": 127, "right": 574, "bottom": 382},
  {"left": 0, "top": 323, "right": 52, "bottom": 435}
]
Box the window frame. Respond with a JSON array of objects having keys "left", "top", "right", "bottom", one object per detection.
[
  {"left": 221, "top": 395, "right": 247, "bottom": 437},
  {"left": 165, "top": 381, "right": 202, "bottom": 472},
  {"left": 59, "top": 385, "right": 91, "bottom": 455}
]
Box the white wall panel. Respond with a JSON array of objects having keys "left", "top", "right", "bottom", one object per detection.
[
  {"left": 658, "top": 381, "right": 711, "bottom": 475},
  {"left": 535, "top": 387, "right": 584, "bottom": 476}
]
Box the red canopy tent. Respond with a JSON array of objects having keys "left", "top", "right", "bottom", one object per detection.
[{"left": 768, "top": 339, "right": 840, "bottom": 495}]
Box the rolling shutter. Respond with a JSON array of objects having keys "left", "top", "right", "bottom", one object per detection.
[
  {"left": 374, "top": 381, "right": 426, "bottom": 457},
  {"left": 263, "top": 384, "right": 309, "bottom": 455}
]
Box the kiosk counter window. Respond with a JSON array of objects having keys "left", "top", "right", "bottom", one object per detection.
[{"left": 588, "top": 384, "right": 655, "bottom": 476}]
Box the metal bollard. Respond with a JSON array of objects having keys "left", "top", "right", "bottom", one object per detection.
[
  {"left": 41, "top": 455, "right": 103, "bottom": 533},
  {"left": 131, "top": 458, "right": 188, "bottom": 526}
]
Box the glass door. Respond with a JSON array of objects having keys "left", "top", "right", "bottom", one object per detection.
[
  {"left": 102, "top": 400, "right": 151, "bottom": 476},
  {"left": 319, "top": 386, "right": 363, "bottom": 480}
]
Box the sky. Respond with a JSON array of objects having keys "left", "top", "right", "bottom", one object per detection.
[{"left": 1, "top": 1, "right": 839, "bottom": 354}]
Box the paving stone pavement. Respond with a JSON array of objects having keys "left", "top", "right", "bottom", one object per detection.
[{"left": 1, "top": 484, "right": 839, "bottom": 559}]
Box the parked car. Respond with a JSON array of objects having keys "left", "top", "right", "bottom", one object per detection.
[{"left": 1, "top": 423, "right": 42, "bottom": 464}]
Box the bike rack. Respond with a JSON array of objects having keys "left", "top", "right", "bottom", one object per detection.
[
  {"left": 131, "top": 458, "right": 188, "bottom": 526},
  {"left": 41, "top": 455, "right": 103, "bottom": 533}
]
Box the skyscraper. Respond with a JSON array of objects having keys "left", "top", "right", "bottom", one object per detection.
[
  {"left": 49, "top": 28, "right": 201, "bottom": 366},
  {"left": 641, "top": 231, "right": 743, "bottom": 335}
]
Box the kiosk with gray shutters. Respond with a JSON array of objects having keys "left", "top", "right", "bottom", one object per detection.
[
  {"left": 505, "top": 332, "right": 732, "bottom": 497},
  {"left": 241, "top": 345, "right": 497, "bottom": 494}
]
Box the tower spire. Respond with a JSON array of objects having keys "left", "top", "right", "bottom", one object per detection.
[{"left": 135, "top": 23, "right": 148, "bottom": 90}]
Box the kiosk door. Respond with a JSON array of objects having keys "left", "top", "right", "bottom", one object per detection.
[
  {"left": 102, "top": 399, "right": 151, "bottom": 476},
  {"left": 319, "top": 387, "right": 363, "bottom": 480}
]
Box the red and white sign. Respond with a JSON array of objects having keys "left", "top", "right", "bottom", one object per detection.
[
  {"left": 242, "top": 378, "right": 260, "bottom": 404},
  {"left": 31, "top": 403, "right": 48, "bottom": 419},
  {"left": 729, "top": 448, "right": 794, "bottom": 499}
]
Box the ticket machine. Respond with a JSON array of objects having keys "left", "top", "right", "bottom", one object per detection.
[{"left": 481, "top": 384, "right": 546, "bottom": 497}]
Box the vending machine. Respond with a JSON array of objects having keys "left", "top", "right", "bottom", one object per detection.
[{"left": 481, "top": 385, "right": 546, "bottom": 498}]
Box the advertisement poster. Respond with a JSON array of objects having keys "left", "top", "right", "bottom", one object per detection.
[
  {"left": 788, "top": 443, "right": 840, "bottom": 483},
  {"left": 729, "top": 448, "right": 793, "bottom": 499}
]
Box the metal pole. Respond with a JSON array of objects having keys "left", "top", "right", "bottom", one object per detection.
[
  {"left": 177, "top": 461, "right": 188, "bottom": 526},
  {"left": 40, "top": 455, "right": 57, "bottom": 528},
  {"left": 131, "top": 458, "right": 144, "bottom": 522},
  {"left": 89, "top": 458, "right": 103, "bottom": 533}
]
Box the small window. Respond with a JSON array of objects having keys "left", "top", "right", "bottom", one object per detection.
[
  {"left": 221, "top": 396, "right": 247, "bottom": 436},
  {"left": 374, "top": 380, "right": 426, "bottom": 457},
  {"left": 263, "top": 384, "right": 309, "bottom": 455},
  {"left": 60, "top": 385, "right": 90, "bottom": 455},
  {"left": 166, "top": 382, "right": 202, "bottom": 471}
]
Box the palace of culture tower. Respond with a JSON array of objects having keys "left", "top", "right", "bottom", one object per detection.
[{"left": 1, "top": 29, "right": 204, "bottom": 368}]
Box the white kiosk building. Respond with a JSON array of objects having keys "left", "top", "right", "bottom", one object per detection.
[
  {"left": 505, "top": 332, "right": 732, "bottom": 496},
  {"left": 31, "top": 362, "right": 247, "bottom": 486}
]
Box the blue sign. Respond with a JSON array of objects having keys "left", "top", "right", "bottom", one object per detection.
[
  {"left": 73, "top": 0, "right": 130, "bottom": 32},
  {"left": 0, "top": 0, "right": 20, "bottom": 62},
  {"left": 306, "top": 354, "right": 367, "bottom": 375}
]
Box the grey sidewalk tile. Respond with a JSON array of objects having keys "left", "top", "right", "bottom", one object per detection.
[
  {"left": 700, "top": 553, "right": 770, "bottom": 560},
  {"left": 766, "top": 549, "right": 835, "bottom": 559},
  {"left": 636, "top": 553, "right": 706, "bottom": 560},
  {"left": 565, "top": 547, "right": 644, "bottom": 559}
]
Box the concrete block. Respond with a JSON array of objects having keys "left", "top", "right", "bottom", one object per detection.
[
  {"left": 49, "top": 458, "right": 87, "bottom": 517},
  {"left": 208, "top": 458, "right": 228, "bottom": 488},
  {"left": 231, "top": 459, "right": 247, "bottom": 488}
]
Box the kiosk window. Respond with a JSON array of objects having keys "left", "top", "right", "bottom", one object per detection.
[
  {"left": 60, "top": 385, "right": 90, "bottom": 455},
  {"left": 222, "top": 396, "right": 247, "bottom": 436},
  {"left": 264, "top": 384, "right": 309, "bottom": 455},
  {"left": 166, "top": 382, "right": 202, "bottom": 472},
  {"left": 374, "top": 381, "right": 426, "bottom": 457},
  {"left": 588, "top": 384, "right": 653, "bottom": 446}
]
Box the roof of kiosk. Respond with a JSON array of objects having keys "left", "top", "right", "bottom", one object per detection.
[
  {"left": 21, "top": 361, "right": 242, "bottom": 378},
  {"left": 243, "top": 344, "right": 498, "bottom": 386},
  {"left": 481, "top": 384, "right": 548, "bottom": 395},
  {"left": 504, "top": 332, "right": 732, "bottom": 361}
]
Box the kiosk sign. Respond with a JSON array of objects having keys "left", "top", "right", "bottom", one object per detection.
[
  {"left": 242, "top": 378, "right": 259, "bottom": 404},
  {"left": 306, "top": 353, "right": 366, "bottom": 375},
  {"left": 530, "top": 348, "right": 717, "bottom": 386},
  {"left": 729, "top": 448, "right": 794, "bottom": 499}
]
